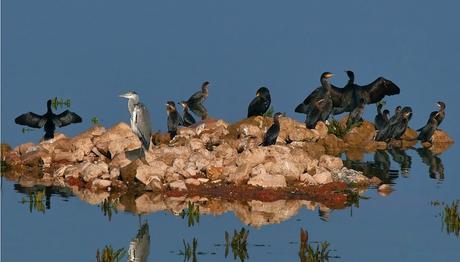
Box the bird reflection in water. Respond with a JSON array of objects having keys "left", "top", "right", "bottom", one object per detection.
[
  {"left": 14, "top": 184, "right": 73, "bottom": 213},
  {"left": 416, "top": 148, "right": 445, "bottom": 180},
  {"left": 388, "top": 147, "right": 412, "bottom": 177},
  {"left": 128, "top": 218, "right": 150, "bottom": 262}
]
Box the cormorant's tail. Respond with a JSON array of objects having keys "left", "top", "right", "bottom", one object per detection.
[{"left": 294, "top": 103, "right": 309, "bottom": 114}]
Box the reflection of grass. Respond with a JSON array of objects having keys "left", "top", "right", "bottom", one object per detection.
[
  {"left": 346, "top": 190, "right": 370, "bottom": 209},
  {"left": 299, "top": 228, "right": 338, "bottom": 262},
  {"left": 225, "top": 228, "right": 249, "bottom": 262},
  {"left": 21, "top": 127, "right": 35, "bottom": 134},
  {"left": 180, "top": 201, "right": 200, "bottom": 227},
  {"left": 99, "top": 198, "right": 119, "bottom": 222},
  {"left": 20, "top": 190, "right": 46, "bottom": 213},
  {"left": 326, "top": 118, "right": 351, "bottom": 138},
  {"left": 443, "top": 200, "right": 460, "bottom": 237},
  {"left": 96, "top": 245, "right": 126, "bottom": 262},
  {"left": 51, "top": 97, "right": 71, "bottom": 110},
  {"left": 179, "top": 238, "right": 198, "bottom": 262}
]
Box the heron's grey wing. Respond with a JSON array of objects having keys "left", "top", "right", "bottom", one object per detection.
[
  {"left": 135, "top": 104, "right": 152, "bottom": 149},
  {"left": 54, "top": 110, "right": 82, "bottom": 127},
  {"left": 15, "top": 112, "right": 46, "bottom": 128}
]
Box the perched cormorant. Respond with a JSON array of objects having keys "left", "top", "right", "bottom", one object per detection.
[
  {"left": 374, "top": 104, "right": 390, "bottom": 130},
  {"left": 166, "top": 101, "right": 183, "bottom": 139},
  {"left": 390, "top": 107, "right": 413, "bottom": 140},
  {"left": 179, "top": 101, "right": 196, "bottom": 127},
  {"left": 417, "top": 112, "right": 438, "bottom": 143},
  {"left": 346, "top": 98, "right": 365, "bottom": 128},
  {"left": 187, "top": 81, "right": 209, "bottom": 120},
  {"left": 305, "top": 98, "right": 329, "bottom": 129},
  {"left": 295, "top": 72, "right": 335, "bottom": 116},
  {"left": 119, "top": 91, "right": 152, "bottom": 152},
  {"left": 247, "top": 87, "right": 271, "bottom": 117},
  {"left": 388, "top": 106, "right": 402, "bottom": 125},
  {"left": 432, "top": 101, "right": 446, "bottom": 127},
  {"left": 15, "top": 99, "right": 82, "bottom": 140},
  {"left": 260, "top": 112, "right": 284, "bottom": 146}
]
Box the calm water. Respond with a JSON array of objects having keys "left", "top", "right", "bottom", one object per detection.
[{"left": 2, "top": 0, "right": 460, "bottom": 261}]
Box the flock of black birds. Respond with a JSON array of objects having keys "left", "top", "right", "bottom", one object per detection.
[{"left": 15, "top": 71, "right": 446, "bottom": 152}]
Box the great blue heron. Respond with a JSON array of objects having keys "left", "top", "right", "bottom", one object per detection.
[
  {"left": 15, "top": 99, "right": 82, "bottom": 140},
  {"left": 247, "top": 86, "right": 271, "bottom": 118},
  {"left": 119, "top": 91, "right": 152, "bottom": 152}
]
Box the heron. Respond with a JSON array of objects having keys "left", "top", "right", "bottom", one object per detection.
[
  {"left": 15, "top": 99, "right": 82, "bottom": 140},
  {"left": 119, "top": 91, "right": 152, "bottom": 152}
]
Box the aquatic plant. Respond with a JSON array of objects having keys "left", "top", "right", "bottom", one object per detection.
[
  {"left": 99, "top": 198, "right": 119, "bottom": 221},
  {"left": 21, "top": 127, "right": 35, "bottom": 134},
  {"left": 51, "top": 97, "right": 72, "bottom": 110},
  {"left": 326, "top": 118, "right": 352, "bottom": 138},
  {"left": 180, "top": 201, "right": 200, "bottom": 227},
  {"left": 225, "top": 227, "right": 249, "bottom": 261},
  {"left": 91, "top": 117, "right": 101, "bottom": 125},
  {"left": 299, "top": 228, "right": 338, "bottom": 262},
  {"left": 20, "top": 190, "right": 46, "bottom": 213},
  {"left": 96, "top": 245, "right": 126, "bottom": 262},
  {"left": 264, "top": 106, "right": 274, "bottom": 117},
  {"left": 179, "top": 238, "right": 198, "bottom": 262},
  {"left": 442, "top": 200, "right": 460, "bottom": 237}
]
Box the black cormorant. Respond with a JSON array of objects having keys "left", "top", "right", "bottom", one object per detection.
[
  {"left": 346, "top": 98, "right": 365, "bottom": 128},
  {"left": 374, "top": 104, "right": 390, "bottom": 130},
  {"left": 260, "top": 112, "right": 284, "bottom": 146},
  {"left": 187, "top": 81, "right": 209, "bottom": 120},
  {"left": 417, "top": 112, "right": 438, "bottom": 143},
  {"left": 247, "top": 87, "right": 271, "bottom": 117},
  {"left": 119, "top": 91, "right": 152, "bottom": 152},
  {"left": 15, "top": 99, "right": 82, "bottom": 140},
  {"left": 166, "top": 101, "right": 183, "bottom": 139},
  {"left": 432, "top": 101, "right": 445, "bottom": 127},
  {"left": 390, "top": 107, "right": 413, "bottom": 140},
  {"left": 179, "top": 101, "right": 196, "bottom": 127}
]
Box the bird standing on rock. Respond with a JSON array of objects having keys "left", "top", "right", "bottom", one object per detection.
[
  {"left": 119, "top": 91, "right": 152, "bottom": 152},
  {"left": 347, "top": 98, "right": 365, "bottom": 128},
  {"left": 247, "top": 87, "right": 271, "bottom": 117},
  {"left": 374, "top": 104, "right": 390, "bottom": 131},
  {"left": 417, "top": 111, "right": 439, "bottom": 143},
  {"left": 15, "top": 99, "right": 82, "bottom": 140},
  {"left": 431, "top": 101, "right": 446, "bottom": 128},
  {"left": 187, "top": 81, "right": 209, "bottom": 120},
  {"left": 260, "top": 112, "right": 284, "bottom": 146},
  {"left": 179, "top": 101, "right": 196, "bottom": 127},
  {"left": 166, "top": 101, "right": 183, "bottom": 139}
]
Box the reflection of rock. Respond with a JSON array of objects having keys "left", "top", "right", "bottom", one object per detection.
[
  {"left": 378, "top": 184, "right": 394, "bottom": 197},
  {"left": 331, "top": 167, "right": 369, "bottom": 185}
]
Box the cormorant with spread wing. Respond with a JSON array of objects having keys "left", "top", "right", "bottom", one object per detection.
[{"left": 15, "top": 99, "right": 82, "bottom": 140}]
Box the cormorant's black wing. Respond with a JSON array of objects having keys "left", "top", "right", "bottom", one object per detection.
[
  {"left": 183, "top": 111, "right": 196, "bottom": 126},
  {"left": 187, "top": 91, "right": 204, "bottom": 105},
  {"left": 262, "top": 124, "right": 279, "bottom": 146},
  {"left": 15, "top": 112, "right": 46, "bottom": 128},
  {"left": 359, "top": 78, "right": 400, "bottom": 104},
  {"left": 248, "top": 96, "right": 270, "bottom": 117},
  {"left": 54, "top": 110, "right": 82, "bottom": 127},
  {"left": 189, "top": 102, "right": 208, "bottom": 120}
]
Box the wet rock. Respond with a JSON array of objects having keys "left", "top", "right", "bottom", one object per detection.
[
  {"left": 319, "top": 155, "right": 343, "bottom": 171},
  {"left": 169, "top": 180, "right": 187, "bottom": 191},
  {"left": 300, "top": 173, "right": 318, "bottom": 185},
  {"left": 332, "top": 167, "right": 368, "bottom": 185},
  {"left": 313, "top": 171, "right": 333, "bottom": 184},
  {"left": 91, "top": 179, "right": 112, "bottom": 190},
  {"left": 81, "top": 162, "right": 109, "bottom": 182},
  {"left": 432, "top": 130, "right": 454, "bottom": 144},
  {"left": 345, "top": 149, "right": 365, "bottom": 161},
  {"left": 343, "top": 121, "right": 375, "bottom": 146},
  {"left": 401, "top": 127, "right": 418, "bottom": 141},
  {"left": 248, "top": 174, "right": 287, "bottom": 188},
  {"left": 185, "top": 178, "right": 201, "bottom": 186},
  {"left": 319, "top": 134, "right": 345, "bottom": 156}
]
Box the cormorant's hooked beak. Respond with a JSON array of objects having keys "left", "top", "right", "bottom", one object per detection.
[
  {"left": 436, "top": 102, "right": 441, "bottom": 108},
  {"left": 119, "top": 93, "right": 130, "bottom": 99},
  {"left": 256, "top": 91, "right": 260, "bottom": 97},
  {"left": 325, "top": 73, "right": 334, "bottom": 78}
]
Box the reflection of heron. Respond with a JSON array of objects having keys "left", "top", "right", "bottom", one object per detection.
[
  {"left": 119, "top": 91, "right": 152, "bottom": 153},
  {"left": 416, "top": 148, "right": 445, "bottom": 180},
  {"left": 389, "top": 148, "right": 411, "bottom": 177},
  {"left": 14, "top": 184, "right": 73, "bottom": 210},
  {"left": 128, "top": 219, "right": 150, "bottom": 262},
  {"left": 15, "top": 99, "right": 82, "bottom": 140}
]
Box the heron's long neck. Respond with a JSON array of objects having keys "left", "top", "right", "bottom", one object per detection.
[{"left": 128, "top": 98, "right": 139, "bottom": 115}]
